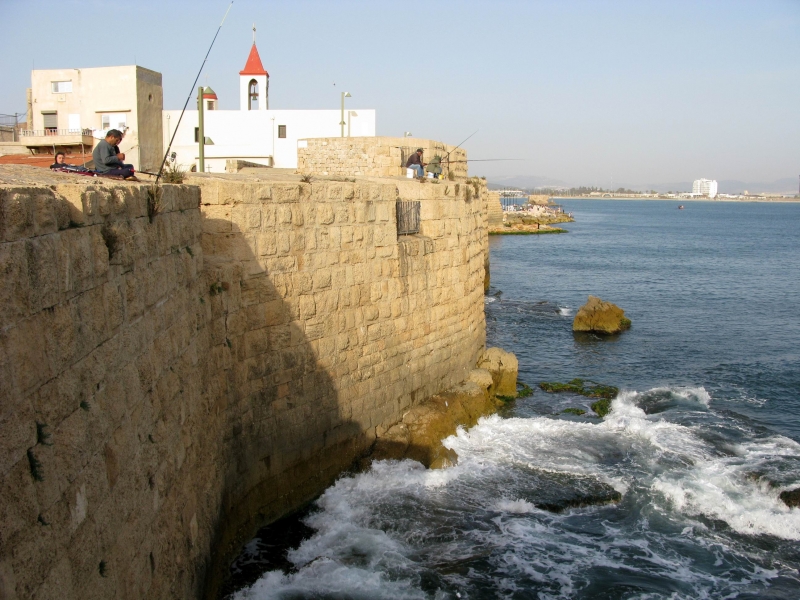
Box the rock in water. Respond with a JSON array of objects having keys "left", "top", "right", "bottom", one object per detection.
[
  {"left": 780, "top": 488, "right": 800, "bottom": 508},
  {"left": 477, "top": 347, "right": 519, "bottom": 397},
  {"left": 573, "top": 295, "right": 632, "bottom": 335}
]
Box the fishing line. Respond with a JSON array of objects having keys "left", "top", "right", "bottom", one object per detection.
[{"left": 155, "top": 1, "right": 234, "bottom": 185}]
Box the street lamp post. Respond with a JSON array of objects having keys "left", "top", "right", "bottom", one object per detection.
[{"left": 340, "top": 91, "right": 351, "bottom": 137}]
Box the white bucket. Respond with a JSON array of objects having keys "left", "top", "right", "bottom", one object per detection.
[{"left": 406, "top": 168, "right": 415, "bottom": 178}]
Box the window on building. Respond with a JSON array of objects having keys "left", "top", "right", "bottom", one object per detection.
[
  {"left": 51, "top": 81, "right": 73, "bottom": 93},
  {"left": 207, "top": 100, "right": 214, "bottom": 110},
  {"left": 42, "top": 111, "right": 58, "bottom": 132},
  {"left": 278, "top": 125, "right": 287, "bottom": 139},
  {"left": 101, "top": 113, "right": 127, "bottom": 131},
  {"left": 194, "top": 127, "right": 199, "bottom": 143}
]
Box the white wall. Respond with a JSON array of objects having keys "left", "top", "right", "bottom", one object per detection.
[{"left": 162, "top": 108, "right": 376, "bottom": 171}]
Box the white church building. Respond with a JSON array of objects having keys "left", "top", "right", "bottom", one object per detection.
[{"left": 163, "top": 42, "right": 376, "bottom": 172}]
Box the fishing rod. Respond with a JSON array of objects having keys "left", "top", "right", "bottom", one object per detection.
[
  {"left": 441, "top": 129, "right": 479, "bottom": 164},
  {"left": 155, "top": 1, "right": 234, "bottom": 185},
  {"left": 444, "top": 159, "right": 525, "bottom": 163}
]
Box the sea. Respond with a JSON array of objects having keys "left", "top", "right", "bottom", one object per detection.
[{"left": 229, "top": 200, "right": 800, "bottom": 599}]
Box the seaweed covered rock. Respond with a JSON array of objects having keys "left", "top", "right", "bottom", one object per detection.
[
  {"left": 477, "top": 347, "right": 519, "bottom": 397},
  {"left": 573, "top": 295, "right": 631, "bottom": 335}
]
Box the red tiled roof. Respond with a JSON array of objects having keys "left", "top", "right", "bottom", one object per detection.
[{"left": 239, "top": 44, "right": 269, "bottom": 77}]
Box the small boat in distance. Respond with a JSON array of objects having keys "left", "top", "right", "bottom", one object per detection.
[{"left": 678, "top": 205, "right": 684, "bottom": 209}]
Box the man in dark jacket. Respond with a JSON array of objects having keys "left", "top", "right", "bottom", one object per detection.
[
  {"left": 92, "top": 129, "right": 136, "bottom": 179},
  {"left": 406, "top": 148, "right": 427, "bottom": 178}
]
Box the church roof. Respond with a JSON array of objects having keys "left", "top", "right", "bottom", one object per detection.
[{"left": 239, "top": 43, "right": 269, "bottom": 77}]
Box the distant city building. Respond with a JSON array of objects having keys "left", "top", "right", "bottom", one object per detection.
[{"left": 692, "top": 178, "right": 718, "bottom": 198}]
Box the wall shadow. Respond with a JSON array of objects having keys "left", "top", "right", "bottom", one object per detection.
[{"left": 197, "top": 210, "right": 368, "bottom": 599}]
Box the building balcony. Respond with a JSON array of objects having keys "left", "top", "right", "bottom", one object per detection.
[{"left": 19, "top": 129, "right": 95, "bottom": 148}]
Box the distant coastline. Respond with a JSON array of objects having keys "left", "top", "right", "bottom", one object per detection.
[{"left": 553, "top": 195, "right": 800, "bottom": 203}]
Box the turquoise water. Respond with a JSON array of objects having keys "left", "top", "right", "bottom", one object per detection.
[{"left": 232, "top": 200, "right": 800, "bottom": 599}]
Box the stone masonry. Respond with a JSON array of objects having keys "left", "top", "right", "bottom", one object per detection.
[
  {"left": 0, "top": 165, "right": 489, "bottom": 599},
  {"left": 297, "top": 137, "right": 468, "bottom": 179}
]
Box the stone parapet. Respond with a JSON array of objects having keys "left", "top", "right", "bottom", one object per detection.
[{"left": 297, "top": 137, "right": 468, "bottom": 179}]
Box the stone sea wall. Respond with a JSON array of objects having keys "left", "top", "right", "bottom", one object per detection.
[{"left": 0, "top": 169, "right": 489, "bottom": 599}]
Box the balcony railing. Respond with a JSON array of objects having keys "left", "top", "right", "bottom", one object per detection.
[
  {"left": 19, "top": 128, "right": 94, "bottom": 137},
  {"left": 396, "top": 200, "right": 420, "bottom": 236}
]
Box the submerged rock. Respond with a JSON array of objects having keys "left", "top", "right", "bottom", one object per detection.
[
  {"left": 539, "top": 378, "right": 618, "bottom": 400},
  {"left": 572, "top": 295, "right": 631, "bottom": 335},
  {"left": 516, "top": 468, "right": 622, "bottom": 512},
  {"left": 780, "top": 488, "right": 800, "bottom": 508}
]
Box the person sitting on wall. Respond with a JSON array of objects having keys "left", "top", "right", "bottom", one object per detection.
[
  {"left": 406, "top": 148, "right": 427, "bottom": 178},
  {"left": 92, "top": 129, "right": 137, "bottom": 179},
  {"left": 50, "top": 152, "right": 67, "bottom": 169},
  {"left": 426, "top": 154, "right": 443, "bottom": 179},
  {"left": 49, "top": 151, "right": 91, "bottom": 174}
]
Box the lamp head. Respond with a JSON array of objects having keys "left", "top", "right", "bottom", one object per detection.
[{"left": 344, "top": 92, "right": 351, "bottom": 98}]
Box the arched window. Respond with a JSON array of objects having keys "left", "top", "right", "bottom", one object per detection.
[{"left": 248, "top": 79, "right": 259, "bottom": 110}]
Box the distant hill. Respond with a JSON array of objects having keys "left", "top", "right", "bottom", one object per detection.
[{"left": 486, "top": 175, "right": 570, "bottom": 191}]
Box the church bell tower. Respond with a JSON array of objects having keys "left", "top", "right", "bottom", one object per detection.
[{"left": 239, "top": 26, "right": 269, "bottom": 111}]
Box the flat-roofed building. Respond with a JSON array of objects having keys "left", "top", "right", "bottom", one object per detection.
[{"left": 23, "top": 65, "right": 163, "bottom": 171}]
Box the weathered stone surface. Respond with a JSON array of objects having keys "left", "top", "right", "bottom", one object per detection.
[
  {"left": 572, "top": 295, "right": 631, "bottom": 335},
  {"left": 369, "top": 377, "right": 502, "bottom": 470},
  {"left": 477, "top": 347, "right": 519, "bottom": 397},
  {"left": 0, "top": 166, "right": 490, "bottom": 600}
]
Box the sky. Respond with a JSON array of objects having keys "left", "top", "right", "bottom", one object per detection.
[{"left": 1, "top": 0, "right": 798, "bottom": 188}]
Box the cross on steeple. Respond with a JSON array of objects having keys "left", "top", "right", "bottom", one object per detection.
[{"left": 253, "top": 23, "right": 256, "bottom": 44}]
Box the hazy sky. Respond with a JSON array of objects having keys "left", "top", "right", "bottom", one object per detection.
[{"left": 1, "top": 0, "right": 798, "bottom": 186}]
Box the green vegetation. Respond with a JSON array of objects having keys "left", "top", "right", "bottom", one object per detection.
[
  {"left": 562, "top": 408, "right": 586, "bottom": 416},
  {"left": 161, "top": 162, "right": 186, "bottom": 184},
  {"left": 517, "top": 382, "right": 533, "bottom": 398},
  {"left": 209, "top": 282, "right": 224, "bottom": 296},
  {"left": 99, "top": 561, "right": 108, "bottom": 577},
  {"left": 80, "top": 400, "right": 91, "bottom": 411},
  {"left": 539, "top": 378, "right": 618, "bottom": 399},
  {"left": 147, "top": 184, "right": 163, "bottom": 223},
  {"left": 36, "top": 422, "right": 52, "bottom": 446},
  {"left": 590, "top": 398, "right": 612, "bottom": 418},
  {"left": 300, "top": 174, "right": 313, "bottom": 184},
  {"left": 27, "top": 449, "right": 43, "bottom": 482}
]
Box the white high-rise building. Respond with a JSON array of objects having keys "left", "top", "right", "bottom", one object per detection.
[{"left": 693, "top": 178, "right": 718, "bottom": 198}]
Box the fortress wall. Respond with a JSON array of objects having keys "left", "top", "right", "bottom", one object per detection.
[
  {"left": 0, "top": 172, "right": 489, "bottom": 599},
  {"left": 297, "top": 137, "right": 469, "bottom": 179},
  {"left": 487, "top": 191, "right": 503, "bottom": 227}
]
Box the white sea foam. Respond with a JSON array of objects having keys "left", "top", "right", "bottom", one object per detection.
[
  {"left": 484, "top": 296, "right": 496, "bottom": 304},
  {"left": 652, "top": 435, "right": 800, "bottom": 540},
  {"left": 495, "top": 498, "right": 538, "bottom": 513},
  {"left": 235, "top": 385, "right": 800, "bottom": 598},
  {"left": 558, "top": 306, "right": 572, "bottom": 316}
]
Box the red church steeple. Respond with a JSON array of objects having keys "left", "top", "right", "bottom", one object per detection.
[{"left": 239, "top": 43, "right": 269, "bottom": 77}]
